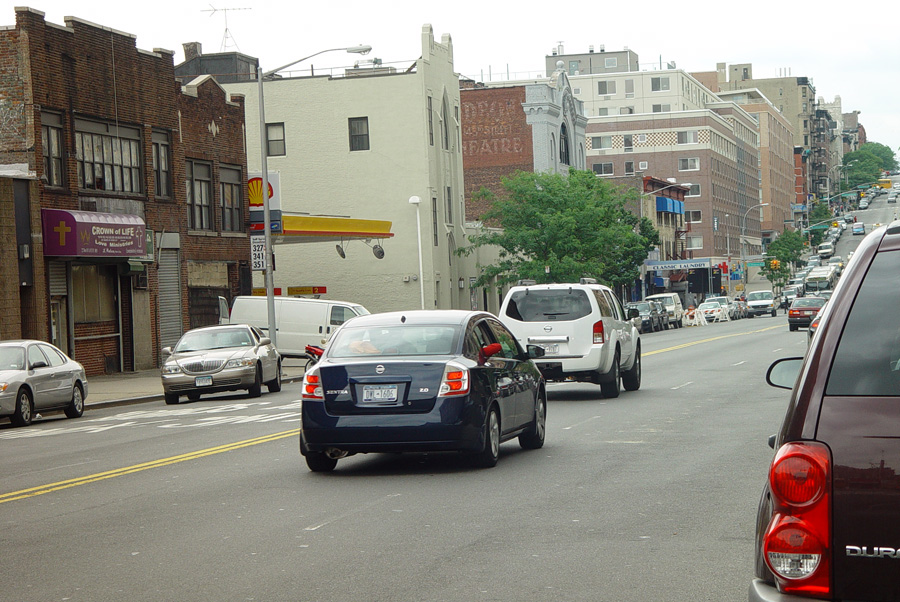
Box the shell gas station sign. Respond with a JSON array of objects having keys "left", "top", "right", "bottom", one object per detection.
[{"left": 248, "top": 172, "right": 281, "bottom": 233}]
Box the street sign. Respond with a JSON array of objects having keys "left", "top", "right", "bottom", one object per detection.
[
  {"left": 748, "top": 261, "right": 764, "bottom": 267},
  {"left": 252, "top": 288, "right": 282, "bottom": 296},
  {"left": 287, "top": 286, "right": 327, "bottom": 296},
  {"left": 250, "top": 236, "right": 266, "bottom": 271}
]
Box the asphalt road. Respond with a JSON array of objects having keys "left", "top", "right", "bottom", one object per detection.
[{"left": 0, "top": 317, "right": 808, "bottom": 602}]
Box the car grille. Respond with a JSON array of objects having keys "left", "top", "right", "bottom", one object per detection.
[{"left": 180, "top": 359, "right": 225, "bottom": 374}]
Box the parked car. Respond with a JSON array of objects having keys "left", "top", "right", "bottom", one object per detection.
[
  {"left": 0, "top": 340, "right": 88, "bottom": 427},
  {"left": 750, "top": 223, "right": 900, "bottom": 601},
  {"left": 299, "top": 310, "right": 546, "bottom": 472},
  {"left": 499, "top": 280, "right": 641, "bottom": 399},
  {"left": 746, "top": 290, "right": 779, "bottom": 317},
  {"left": 625, "top": 301, "right": 663, "bottom": 333},
  {"left": 697, "top": 301, "right": 727, "bottom": 322},
  {"left": 645, "top": 292, "right": 685, "bottom": 328},
  {"left": 788, "top": 296, "right": 827, "bottom": 331},
  {"left": 732, "top": 298, "right": 749, "bottom": 319},
  {"left": 651, "top": 301, "right": 671, "bottom": 329},
  {"left": 160, "top": 324, "right": 282, "bottom": 405}
]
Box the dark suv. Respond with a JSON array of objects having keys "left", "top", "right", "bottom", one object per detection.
[{"left": 750, "top": 222, "right": 900, "bottom": 601}]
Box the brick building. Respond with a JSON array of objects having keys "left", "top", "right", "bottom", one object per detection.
[{"left": 0, "top": 8, "right": 249, "bottom": 375}]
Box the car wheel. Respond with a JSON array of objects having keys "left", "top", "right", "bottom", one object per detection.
[
  {"left": 471, "top": 405, "right": 500, "bottom": 468},
  {"left": 789, "top": 324, "right": 797, "bottom": 332},
  {"left": 677, "top": 318, "right": 683, "bottom": 328},
  {"left": 599, "top": 351, "right": 621, "bottom": 399},
  {"left": 266, "top": 360, "right": 283, "bottom": 393},
  {"left": 518, "top": 391, "right": 546, "bottom": 450},
  {"left": 64, "top": 384, "right": 85, "bottom": 418},
  {"left": 305, "top": 451, "right": 338, "bottom": 473},
  {"left": 11, "top": 388, "right": 33, "bottom": 426},
  {"left": 248, "top": 364, "right": 262, "bottom": 398},
  {"left": 622, "top": 346, "right": 641, "bottom": 391},
  {"left": 164, "top": 393, "right": 180, "bottom": 405}
]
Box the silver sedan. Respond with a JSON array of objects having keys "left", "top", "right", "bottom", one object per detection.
[
  {"left": 0, "top": 340, "right": 88, "bottom": 427},
  {"left": 161, "top": 324, "right": 282, "bottom": 405}
]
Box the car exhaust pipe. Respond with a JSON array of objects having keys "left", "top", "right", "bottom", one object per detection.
[{"left": 325, "top": 448, "right": 350, "bottom": 459}]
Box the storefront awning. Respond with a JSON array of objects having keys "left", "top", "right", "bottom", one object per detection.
[
  {"left": 42, "top": 209, "right": 146, "bottom": 257},
  {"left": 255, "top": 215, "right": 394, "bottom": 245}
]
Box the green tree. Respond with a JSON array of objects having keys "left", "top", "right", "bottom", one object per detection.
[
  {"left": 859, "top": 141, "right": 898, "bottom": 173},
  {"left": 843, "top": 149, "right": 883, "bottom": 188},
  {"left": 762, "top": 229, "right": 805, "bottom": 289},
  {"left": 461, "top": 170, "right": 659, "bottom": 290}
]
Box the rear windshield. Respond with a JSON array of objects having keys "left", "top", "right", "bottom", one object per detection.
[
  {"left": 505, "top": 289, "right": 593, "bottom": 322},
  {"left": 328, "top": 325, "right": 459, "bottom": 358},
  {"left": 827, "top": 250, "right": 900, "bottom": 396},
  {"left": 647, "top": 296, "right": 674, "bottom": 307}
]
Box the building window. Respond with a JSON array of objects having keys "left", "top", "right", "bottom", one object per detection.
[
  {"left": 597, "top": 81, "right": 616, "bottom": 95},
  {"left": 220, "top": 166, "right": 243, "bottom": 232},
  {"left": 186, "top": 160, "right": 213, "bottom": 231},
  {"left": 592, "top": 136, "right": 612, "bottom": 149},
  {"left": 441, "top": 99, "right": 451, "bottom": 150},
  {"left": 802, "top": 102, "right": 808, "bottom": 112},
  {"left": 72, "top": 264, "right": 116, "bottom": 322},
  {"left": 152, "top": 131, "right": 171, "bottom": 198},
  {"left": 266, "top": 123, "right": 286, "bottom": 156},
  {"left": 651, "top": 76, "right": 670, "bottom": 92},
  {"left": 427, "top": 96, "right": 434, "bottom": 146},
  {"left": 652, "top": 104, "right": 671, "bottom": 113},
  {"left": 605, "top": 57, "right": 617, "bottom": 68},
  {"left": 677, "top": 130, "right": 699, "bottom": 144},
  {"left": 568, "top": 61, "right": 579, "bottom": 75},
  {"left": 445, "top": 186, "right": 453, "bottom": 223},
  {"left": 623, "top": 134, "right": 633, "bottom": 152},
  {"left": 592, "top": 163, "right": 613, "bottom": 176},
  {"left": 624, "top": 161, "right": 635, "bottom": 175},
  {"left": 74, "top": 119, "right": 142, "bottom": 193},
  {"left": 597, "top": 108, "right": 609, "bottom": 116},
  {"left": 41, "top": 113, "right": 64, "bottom": 187},
  {"left": 432, "top": 197, "right": 439, "bottom": 246},
  {"left": 802, "top": 88, "right": 807, "bottom": 98},
  {"left": 687, "top": 184, "right": 701, "bottom": 197},
  {"left": 620, "top": 107, "right": 634, "bottom": 115},
  {"left": 349, "top": 117, "right": 370, "bottom": 151},
  {"left": 678, "top": 157, "right": 699, "bottom": 171},
  {"left": 559, "top": 123, "right": 571, "bottom": 165},
  {"left": 639, "top": 161, "right": 648, "bottom": 170},
  {"left": 625, "top": 79, "right": 634, "bottom": 98},
  {"left": 686, "top": 236, "right": 703, "bottom": 250},
  {"left": 686, "top": 210, "right": 702, "bottom": 223}
]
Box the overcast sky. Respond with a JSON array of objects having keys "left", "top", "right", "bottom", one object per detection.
[{"left": 15, "top": 1, "right": 899, "bottom": 158}]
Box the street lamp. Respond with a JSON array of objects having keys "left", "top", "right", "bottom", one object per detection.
[
  {"left": 408, "top": 196, "right": 425, "bottom": 309},
  {"left": 740, "top": 202, "right": 769, "bottom": 292},
  {"left": 255, "top": 45, "right": 371, "bottom": 345}
]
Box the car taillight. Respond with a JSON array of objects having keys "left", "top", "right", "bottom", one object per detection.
[
  {"left": 789, "top": 310, "right": 799, "bottom": 317},
  {"left": 764, "top": 441, "right": 831, "bottom": 597},
  {"left": 302, "top": 369, "right": 324, "bottom": 400},
  {"left": 593, "top": 320, "right": 605, "bottom": 344},
  {"left": 439, "top": 361, "right": 469, "bottom": 397}
]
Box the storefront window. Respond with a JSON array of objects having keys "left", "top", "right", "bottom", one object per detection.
[{"left": 72, "top": 264, "right": 116, "bottom": 322}]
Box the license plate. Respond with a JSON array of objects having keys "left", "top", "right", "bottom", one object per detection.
[
  {"left": 195, "top": 376, "right": 213, "bottom": 387},
  {"left": 539, "top": 344, "right": 559, "bottom": 355},
  {"left": 362, "top": 384, "right": 398, "bottom": 403}
]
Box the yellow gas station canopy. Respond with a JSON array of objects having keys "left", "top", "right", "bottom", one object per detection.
[{"left": 271, "top": 215, "right": 393, "bottom": 244}]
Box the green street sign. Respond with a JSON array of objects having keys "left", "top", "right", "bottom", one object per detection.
[{"left": 748, "top": 261, "right": 764, "bottom": 267}]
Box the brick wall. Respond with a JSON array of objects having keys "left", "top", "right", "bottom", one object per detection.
[{"left": 461, "top": 87, "right": 533, "bottom": 221}]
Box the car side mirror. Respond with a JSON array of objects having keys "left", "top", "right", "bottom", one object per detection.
[
  {"left": 482, "top": 343, "right": 503, "bottom": 359},
  {"left": 258, "top": 337, "right": 272, "bottom": 346},
  {"left": 766, "top": 357, "right": 804, "bottom": 389},
  {"left": 30, "top": 360, "right": 48, "bottom": 369},
  {"left": 526, "top": 344, "right": 545, "bottom": 359},
  {"left": 627, "top": 307, "right": 640, "bottom": 319}
]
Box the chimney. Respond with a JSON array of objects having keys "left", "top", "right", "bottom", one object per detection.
[{"left": 183, "top": 42, "right": 202, "bottom": 61}]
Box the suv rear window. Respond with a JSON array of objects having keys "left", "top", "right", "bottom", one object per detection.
[
  {"left": 504, "top": 289, "right": 593, "bottom": 322},
  {"left": 827, "top": 250, "right": 900, "bottom": 396}
]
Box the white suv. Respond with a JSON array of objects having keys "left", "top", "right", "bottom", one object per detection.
[{"left": 498, "top": 280, "right": 641, "bottom": 398}]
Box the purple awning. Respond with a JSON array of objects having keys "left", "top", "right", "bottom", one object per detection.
[{"left": 42, "top": 209, "right": 146, "bottom": 257}]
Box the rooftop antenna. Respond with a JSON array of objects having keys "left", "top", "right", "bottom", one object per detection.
[{"left": 201, "top": 4, "right": 251, "bottom": 52}]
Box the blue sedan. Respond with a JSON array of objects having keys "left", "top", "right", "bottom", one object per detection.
[{"left": 299, "top": 310, "right": 546, "bottom": 472}]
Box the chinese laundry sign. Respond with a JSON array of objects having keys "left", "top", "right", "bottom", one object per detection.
[{"left": 42, "top": 209, "right": 146, "bottom": 257}]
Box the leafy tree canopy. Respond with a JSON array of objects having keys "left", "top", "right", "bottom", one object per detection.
[
  {"left": 762, "top": 229, "right": 806, "bottom": 289},
  {"left": 859, "top": 142, "right": 898, "bottom": 173},
  {"left": 843, "top": 149, "right": 884, "bottom": 189},
  {"left": 461, "top": 169, "right": 660, "bottom": 290}
]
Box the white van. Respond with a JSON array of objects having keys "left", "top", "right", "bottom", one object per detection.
[
  {"left": 644, "top": 293, "right": 685, "bottom": 328},
  {"left": 221, "top": 296, "right": 369, "bottom": 357}
]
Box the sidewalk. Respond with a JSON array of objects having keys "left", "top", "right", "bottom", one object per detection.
[{"left": 85, "top": 358, "right": 309, "bottom": 408}]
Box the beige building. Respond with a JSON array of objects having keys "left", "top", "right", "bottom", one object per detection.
[{"left": 221, "top": 26, "right": 503, "bottom": 314}]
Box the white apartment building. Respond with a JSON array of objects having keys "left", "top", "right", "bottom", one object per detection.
[{"left": 224, "top": 26, "right": 491, "bottom": 314}]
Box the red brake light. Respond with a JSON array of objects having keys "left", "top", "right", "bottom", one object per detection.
[
  {"left": 302, "top": 370, "right": 323, "bottom": 400},
  {"left": 593, "top": 320, "right": 605, "bottom": 344},
  {"left": 439, "top": 362, "right": 469, "bottom": 397},
  {"left": 764, "top": 442, "right": 832, "bottom": 596}
]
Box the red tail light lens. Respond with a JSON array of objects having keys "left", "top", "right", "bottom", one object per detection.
[
  {"left": 764, "top": 442, "right": 832, "bottom": 596},
  {"left": 302, "top": 369, "right": 324, "bottom": 400},
  {"left": 593, "top": 320, "right": 605, "bottom": 344},
  {"left": 439, "top": 362, "right": 469, "bottom": 397}
]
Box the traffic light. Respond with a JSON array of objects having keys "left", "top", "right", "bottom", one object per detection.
[{"left": 770, "top": 259, "right": 781, "bottom": 270}]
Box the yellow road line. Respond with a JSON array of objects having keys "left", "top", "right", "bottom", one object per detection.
[
  {"left": 644, "top": 324, "right": 783, "bottom": 356},
  {"left": 0, "top": 428, "right": 300, "bottom": 504}
]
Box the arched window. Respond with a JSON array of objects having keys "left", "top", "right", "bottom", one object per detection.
[
  {"left": 550, "top": 134, "right": 557, "bottom": 168},
  {"left": 559, "top": 123, "right": 571, "bottom": 166}
]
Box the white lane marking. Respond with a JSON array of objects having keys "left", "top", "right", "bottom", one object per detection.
[
  {"left": 670, "top": 382, "right": 693, "bottom": 390},
  {"left": 304, "top": 494, "right": 402, "bottom": 531},
  {"left": 563, "top": 415, "right": 603, "bottom": 430},
  {"left": 733, "top": 361, "right": 746, "bottom": 366}
]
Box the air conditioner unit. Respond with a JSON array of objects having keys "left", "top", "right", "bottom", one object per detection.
[
  {"left": 573, "top": 88, "right": 581, "bottom": 95},
  {"left": 602, "top": 96, "right": 611, "bottom": 101}
]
